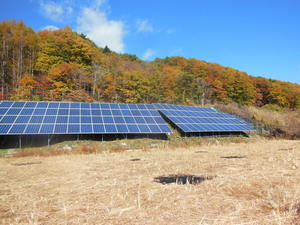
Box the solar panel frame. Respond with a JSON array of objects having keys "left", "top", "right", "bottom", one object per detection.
[
  {"left": 0, "top": 101, "right": 172, "bottom": 135},
  {"left": 153, "top": 103, "right": 254, "bottom": 133}
]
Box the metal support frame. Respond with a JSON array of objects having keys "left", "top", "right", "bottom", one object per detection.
[
  {"left": 19, "top": 135, "right": 22, "bottom": 149},
  {"left": 47, "top": 135, "right": 52, "bottom": 147}
]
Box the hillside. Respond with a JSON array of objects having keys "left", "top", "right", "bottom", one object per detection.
[{"left": 0, "top": 20, "right": 300, "bottom": 109}]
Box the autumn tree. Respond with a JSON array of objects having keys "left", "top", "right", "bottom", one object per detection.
[
  {"left": 48, "top": 62, "right": 91, "bottom": 101},
  {"left": 0, "top": 20, "right": 38, "bottom": 98},
  {"left": 1, "top": 20, "right": 300, "bottom": 110},
  {"left": 35, "top": 26, "right": 104, "bottom": 72},
  {"left": 15, "top": 73, "right": 39, "bottom": 100}
]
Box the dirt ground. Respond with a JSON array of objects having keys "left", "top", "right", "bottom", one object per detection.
[{"left": 1, "top": 139, "right": 300, "bottom": 225}]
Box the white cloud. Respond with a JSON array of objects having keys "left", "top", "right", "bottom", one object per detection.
[
  {"left": 42, "top": 25, "right": 59, "bottom": 30},
  {"left": 39, "top": 1, "right": 72, "bottom": 22},
  {"left": 143, "top": 48, "right": 156, "bottom": 60},
  {"left": 136, "top": 19, "right": 154, "bottom": 33},
  {"left": 93, "top": 0, "right": 106, "bottom": 9},
  {"left": 38, "top": 0, "right": 125, "bottom": 52},
  {"left": 77, "top": 7, "right": 125, "bottom": 53}
]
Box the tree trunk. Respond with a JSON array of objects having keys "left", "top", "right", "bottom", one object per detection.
[
  {"left": 201, "top": 91, "right": 205, "bottom": 106},
  {"left": 1, "top": 39, "right": 5, "bottom": 99}
]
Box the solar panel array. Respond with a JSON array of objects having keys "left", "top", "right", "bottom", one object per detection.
[
  {"left": 153, "top": 103, "right": 254, "bottom": 132},
  {"left": 0, "top": 101, "right": 171, "bottom": 135}
]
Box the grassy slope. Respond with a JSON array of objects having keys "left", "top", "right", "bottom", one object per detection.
[
  {"left": 215, "top": 103, "right": 300, "bottom": 138},
  {"left": 1, "top": 139, "right": 300, "bottom": 225}
]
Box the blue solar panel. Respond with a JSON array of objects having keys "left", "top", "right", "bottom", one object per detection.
[
  {"left": 93, "top": 124, "right": 105, "bottom": 133},
  {"left": 34, "top": 108, "right": 46, "bottom": 115},
  {"left": 0, "top": 101, "right": 171, "bottom": 135},
  {"left": 124, "top": 116, "right": 135, "bottom": 123},
  {"left": 148, "top": 125, "right": 161, "bottom": 133},
  {"left": 131, "top": 110, "right": 142, "bottom": 116},
  {"left": 70, "top": 102, "right": 80, "bottom": 108},
  {"left": 43, "top": 116, "right": 56, "bottom": 123},
  {"left": 40, "top": 124, "right": 54, "bottom": 134},
  {"left": 81, "top": 103, "right": 90, "bottom": 109},
  {"left": 20, "top": 108, "right": 34, "bottom": 116},
  {"left": 81, "top": 109, "right": 90, "bottom": 115},
  {"left": 112, "top": 110, "right": 122, "bottom": 116},
  {"left": 49, "top": 102, "right": 59, "bottom": 108},
  {"left": 102, "top": 110, "right": 111, "bottom": 116},
  {"left": 91, "top": 110, "right": 101, "bottom": 115},
  {"left": 46, "top": 108, "right": 57, "bottom": 115},
  {"left": 69, "top": 116, "right": 80, "bottom": 123},
  {"left": 138, "top": 125, "right": 151, "bottom": 133},
  {"left": 81, "top": 117, "right": 92, "bottom": 123},
  {"left": 70, "top": 109, "right": 80, "bottom": 115},
  {"left": 25, "top": 124, "right": 41, "bottom": 134},
  {"left": 0, "top": 108, "right": 8, "bottom": 114},
  {"left": 68, "top": 124, "right": 80, "bottom": 133},
  {"left": 36, "top": 102, "right": 48, "bottom": 108},
  {"left": 153, "top": 103, "right": 254, "bottom": 133},
  {"left": 30, "top": 116, "right": 44, "bottom": 123},
  {"left": 56, "top": 116, "right": 68, "bottom": 123},
  {"left": 122, "top": 110, "right": 131, "bottom": 116},
  {"left": 119, "top": 104, "right": 129, "bottom": 109},
  {"left": 60, "top": 102, "right": 69, "bottom": 108},
  {"left": 7, "top": 108, "right": 21, "bottom": 115},
  {"left": 0, "top": 124, "right": 11, "bottom": 133},
  {"left": 127, "top": 124, "right": 139, "bottom": 132},
  {"left": 12, "top": 102, "right": 25, "bottom": 107},
  {"left": 114, "top": 117, "right": 125, "bottom": 123},
  {"left": 54, "top": 124, "right": 67, "bottom": 133},
  {"left": 105, "top": 124, "right": 117, "bottom": 133},
  {"left": 91, "top": 104, "right": 100, "bottom": 109},
  {"left": 81, "top": 124, "right": 93, "bottom": 133},
  {"left": 1, "top": 116, "right": 17, "bottom": 123},
  {"left": 0, "top": 102, "right": 13, "bottom": 107},
  {"left": 135, "top": 117, "right": 145, "bottom": 124},
  {"left": 9, "top": 124, "right": 26, "bottom": 134},
  {"left": 15, "top": 116, "right": 30, "bottom": 123},
  {"left": 58, "top": 109, "right": 68, "bottom": 115},
  {"left": 24, "top": 102, "right": 37, "bottom": 108},
  {"left": 116, "top": 124, "right": 128, "bottom": 132},
  {"left": 160, "top": 124, "right": 173, "bottom": 133}
]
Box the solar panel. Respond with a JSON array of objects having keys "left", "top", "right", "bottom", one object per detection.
[
  {"left": 153, "top": 103, "right": 254, "bottom": 133},
  {"left": 0, "top": 101, "right": 172, "bottom": 135}
]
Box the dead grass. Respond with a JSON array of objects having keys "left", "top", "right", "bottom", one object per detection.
[
  {"left": 1, "top": 139, "right": 300, "bottom": 224},
  {"left": 215, "top": 103, "right": 300, "bottom": 138},
  {"left": 1, "top": 135, "right": 254, "bottom": 158},
  {"left": 11, "top": 145, "right": 97, "bottom": 158}
]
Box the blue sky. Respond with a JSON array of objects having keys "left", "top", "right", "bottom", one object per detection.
[{"left": 1, "top": 0, "right": 300, "bottom": 84}]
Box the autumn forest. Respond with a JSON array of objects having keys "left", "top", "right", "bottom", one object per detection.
[{"left": 1, "top": 20, "right": 300, "bottom": 109}]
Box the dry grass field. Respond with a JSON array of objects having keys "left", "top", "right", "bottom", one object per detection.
[{"left": 1, "top": 139, "right": 300, "bottom": 225}]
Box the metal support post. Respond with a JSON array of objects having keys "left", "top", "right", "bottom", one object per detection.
[{"left": 19, "top": 135, "right": 22, "bottom": 149}]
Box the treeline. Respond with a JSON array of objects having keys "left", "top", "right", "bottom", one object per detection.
[{"left": 0, "top": 20, "right": 299, "bottom": 109}]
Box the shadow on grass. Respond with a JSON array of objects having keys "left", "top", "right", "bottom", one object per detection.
[
  {"left": 278, "top": 148, "right": 293, "bottom": 151},
  {"left": 221, "top": 156, "right": 246, "bottom": 159},
  {"left": 0, "top": 133, "right": 169, "bottom": 149},
  {"left": 129, "top": 158, "right": 141, "bottom": 161},
  {"left": 154, "top": 174, "right": 215, "bottom": 185},
  {"left": 12, "top": 161, "right": 42, "bottom": 166}
]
